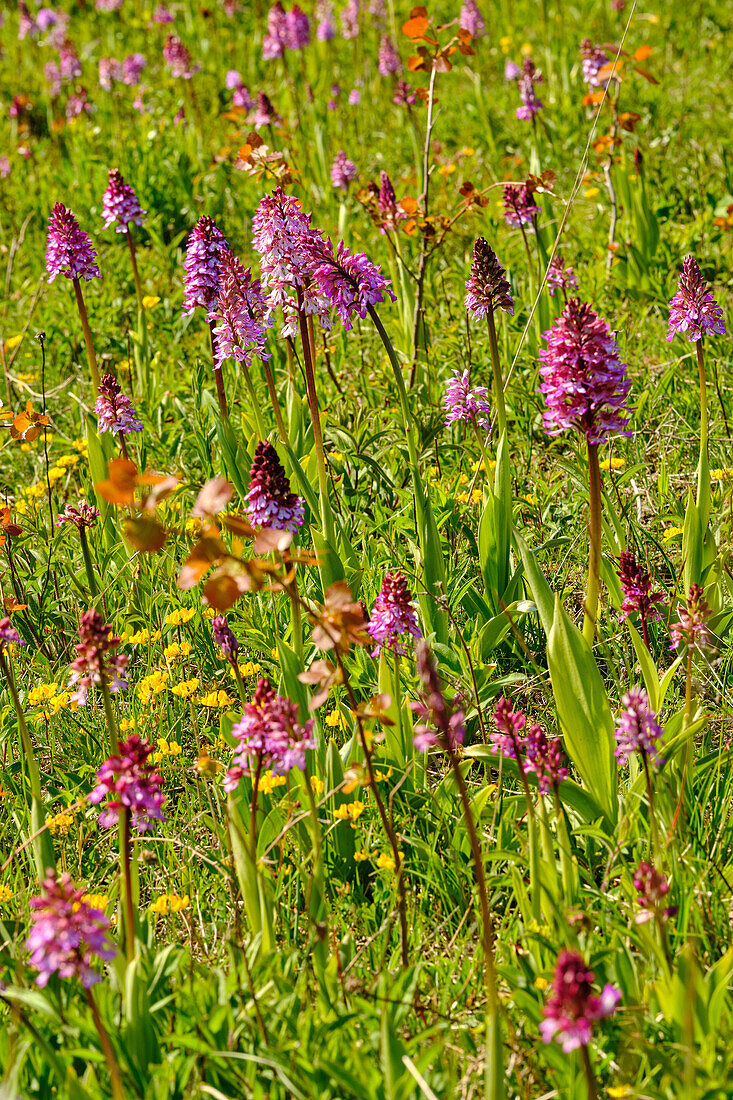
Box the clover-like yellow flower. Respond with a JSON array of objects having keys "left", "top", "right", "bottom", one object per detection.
[{"left": 165, "top": 608, "right": 196, "bottom": 626}]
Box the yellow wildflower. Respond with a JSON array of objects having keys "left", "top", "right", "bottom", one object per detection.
[
  {"left": 198, "top": 690, "right": 233, "bottom": 708},
  {"left": 354, "top": 850, "right": 370, "bottom": 862},
  {"left": 164, "top": 641, "right": 192, "bottom": 662},
  {"left": 137, "top": 669, "right": 169, "bottom": 705},
  {"left": 142, "top": 295, "right": 161, "bottom": 309},
  {"left": 585, "top": 187, "right": 601, "bottom": 198},
  {"left": 499, "top": 34, "right": 512, "bottom": 53},
  {"left": 150, "top": 892, "right": 190, "bottom": 915},
  {"left": 0, "top": 884, "right": 14, "bottom": 903},
  {"left": 663, "top": 526, "right": 684, "bottom": 541},
  {"left": 334, "top": 800, "right": 364, "bottom": 822},
  {"left": 376, "top": 852, "right": 396, "bottom": 871},
  {"left": 309, "top": 775, "right": 324, "bottom": 795},
  {"left": 4, "top": 334, "right": 23, "bottom": 352},
  {"left": 534, "top": 976, "right": 548, "bottom": 991},
  {"left": 165, "top": 608, "right": 196, "bottom": 626},
  {"left": 48, "top": 810, "right": 76, "bottom": 837},
  {"left": 607, "top": 1089, "right": 631, "bottom": 1098},
  {"left": 128, "top": 628, "right": 162, "bottom": 644},
  {"left": 229, "top": 660, "right": 261, "bottom": 680},
  {"left": 203, "top": 607, "right": 216, "bottom": 620},
  {"left": 520, "top": 42, "right": 533, "bottom": 55},
  {"left": 260, "top": 771, "right": 287, "bottom": 795},
  {"left": 82, "top": 894, "right": 109, "bottom": 910},
  {"left": 72, "top": 437, "right": 88, "bottom": 454},
  {"left": 599, "top": 457, "right": 625, "bottom": 471},
  {"left": 171, "top": 677, "right": 199, "bottom": 698},
  {"left": 119, "top": 717, "right": 137, "bottom": 732},
  {"left": 153, "top": 739, "right": 182, "bottom": 763},
  {"left": 56, "top": 453, "right": 80, "bottom": 468},
  {"left": 28, "top": 682, "right": 59, "bottom": 707}
]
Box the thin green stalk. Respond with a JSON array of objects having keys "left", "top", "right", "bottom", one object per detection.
[
  {"left": 696, "top": 340, "right": 711, "bottom": 524},
  {"left": 120, "top": 809, "right": 136, "bottom": 963},
  {"left": 392, "top": 650, "right": 405, "bottom": 761},
  {"left": 444, "top": 741, "right": 503, "bottom": 1099},
  {"left": 79, "top": 526, "right": 99, "bottom": 603},
  {"left": 85, "top": 987, "right": 125, "bottom": 1100},
  {"left": 100, "top": 679, "right": 120, "bottom": 754},
  {"left": 73, "top": 278, "right": 100, "bottom": 391},
  {"left": 582, "top": 441, "right": 603, "bottom": 645},
  {"left": 580, "top": 1044, "right": 599, "bottom": 1100},
  {"left": 240, "top": 358, "right": 267, "bottom": 440},
  {"left": 126, "top": 230, "right": 144, "bottom": 314},
  {"left": 295, "top": 288, "right": 334, "bottom": 540},
  {"left": 486, "top": 309, "right": 507, "bottom": 440},
  {"left": 262, "top": 359, "right": 290, "bottom": 444},
  {"left": 0, "top": 648, "right": 53, "bottom": 880},
  {"left": 208, "top": 321, "right": 229, "bottom": 420}
]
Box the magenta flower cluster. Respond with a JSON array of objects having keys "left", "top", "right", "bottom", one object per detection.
[
  {"left": 614, "top": 687, "right": 664, "bottom": 769},
  {"left": 210, "top": 249, "right": 272, "bottom": 368},
  {"left": 305, "top": 237, "right": 396, "bottom": 330},
  {"left": 57, "top": 500, "right": 100, "bottom": 530},
  {"left": 546, "top": 254, "right": 578, "bottom": 298},
  {"left": 252, "top": 186, "right": 331, "bottom": 338},
  {"left": 491, "top": 699, "right": 568, "bottom": 794},
  {"left": 212, "top": 615, "right": 239, "bottom": 664},
  {"left": 46, "top": 203, "right": 101, "bottom": 283},
  {"left": 670, "top": 583, "right": 712, "bottom": 654},
  {"left": 263, "top": 2, "right": 310, "bottom": 58},
  {"left": 503, "top": 184, "right": 541, "bottom": 229},
  {"left": 465, "top": 237, "right": 514, "bottom": 318},
  {"left": 581, "top": 39, "right": 610, "bottom": 87},
  {"left": 378, "top": 35, "right": 401, "bottom": 76},
  {"left": 224, "top": 678, "right": 315, "bottom": 789},
  {"left": 163, "top": 34, "right": 199, "bottom": 79},
  {"left": 0, "top": 616, "right": 23, "bottom": 650},
  {"left": 459, "top": 0, "right": 485, "bottom": 38},
  {"left": 330, "top": 150, "right": 358, "bottom": 191},
  {"left": 667, "top": 256, "right": 726, "bottom": 343},
  {"left": 367, "top": 570, "right": 422, "bottom": 656},
  {"left": 27, "top": 871, "right": 116, "bottom": 989},
  {"left": 443, "top": 371, "right": 491, "bottom": 431},
  {"left": 411, "top": 640, "right": 466, "bottom": 753},
  {"left": 539, "top": 298, "right": 631, "bottom": 445},
  {"left": 245, "top": 440, "right": 305, "bottom": 532},
  {"left": 89, "top": 734, "right": 166, "bottom": 832},
  {"left": 516, "top": 57, "right": 543, "bottom": 121},
  {"left": 540, "top": 949, "right": 620, "bottom": 1052},
  {"left": 95, "top": 373, "right": 143, "bottom": 435},
  {"left": 101, "top": 168, "right": 146, "bottom": 233},
  {"left": 634, "top": 862, "right": 676, "bottom": 924},
  {"left": 617, "top": 551, "right": 664, "bottom": 638},
  {"left": 182, "top": 215, "right": 229, "bottom": 315},
  {"left": 68, "top": 608, "right": 129, "bottom": 705}
]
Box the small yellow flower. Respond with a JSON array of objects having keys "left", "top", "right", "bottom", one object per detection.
[
  {"left": 203, "top": 607, "right": 216, "bottom": 620},
  {"left": 186, "top": 517, "right": 204, "bottom": 537},
  {"left": 309, "top": 775, "right": 324, "bottom": 795},
  {"left": 56, "top": 453, "right": 80, "bottom": 468},
  {"left": 82, "top": 893, "right": 109, "bottom": 910},
  {"left": 16, "top": 371, "right": 38, "bottom": 385},
  {"left": 72, "top": 437, "right": 89, "bottom": 454},
  {"left": 354, "top": 850, "right": 370, "bottom": 862},
  {"left": 585, "top": 187, "right": 601, "bottom": 198},
  {"left": 499, "top": 34, "right": 512, "bottom": 53},
  {"left": 325, "top": 709, "right": 347, "bottom": 728},
  {"left": 376, "top": 852, "right": 396, "bottom": 871},
  {"left": 198, "top": 690, "right": 233, "bottom": 708},
  {"left": 270, "top": 646, "right": 278, "bottom": 659},
  {"left": 373, "top": 767, "right": 393, "bottom": 782},
  {"left": 599, "top": 457, "right": 626, "bottom": 471},
  {"left": 459, "top": 146, "right": 475, "bottom": 157},
  {"left": 165, "top": 641, "right": 192, "bottom": 662},
  {"left": 153, "top": 738, "right": 182, "bottom": 762},
  {"left": 0, "top": 884, "right": 14, "bottom": 903},
  {"left": 142, "top": 295, "right": 161, "bottom": 309},
  {"left": 663, "top": 525, "right": 684, "bottom": 541},
  {"left": 165, "top": 608, "right": 196, "bottom": 626},
  {"left": 710, "top": 467, "right": 733, "bottom": 481},
  {"left": 48, "top": 810, "right": 76, "bottom": 837},
  {"left": 129, "top": 628, "right": 162, "bottom": 644},
  {"left": 28, "top": 682, "right": 59, "bottom": 707},
  {"left": 607, "top": 1088, "right": 631, "bottom": 1098},
  {"left": 119, "top": 717, "right": 137, "bottom": 732},
  {"left": 137, "top": 669, "right": 169, "bottom": 705},
  {"left": 171, "top": 677, "right": 199, "bottom": 698},
  {"left": 334, "top": 800, "right": 364, "bottom": 821},
  {"left": 150, "top": 892, "right": 190, "bottom": 915},
  {"left": 534, "top": 976, "right": 548, "bottom": 991},
  {"left": 520, "top": 42, "right": 532, "bottom": 55},
  {"left": 4, "top": 334, "right": 23, "bottom": 351},
  {"left": 260, "top": 771, "right": 287, "bottom": 794}
]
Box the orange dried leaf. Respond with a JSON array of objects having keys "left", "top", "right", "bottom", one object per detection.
[
  {"left": 124, "top": 516, "right": 169, "bottom": 553},
  {"left": 634, "top": 45, "right": 652, "bottom": 61},
  {"left": 401, "top": 12, "right": 429, "bottom": 38}
]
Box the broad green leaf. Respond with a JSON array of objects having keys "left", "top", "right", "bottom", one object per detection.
[
  {"left": 514, "top": 530, "right": 554, "bottom": 639},
  {"left": 547, "top": 596, "right": 617, "bottom": 826}
]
